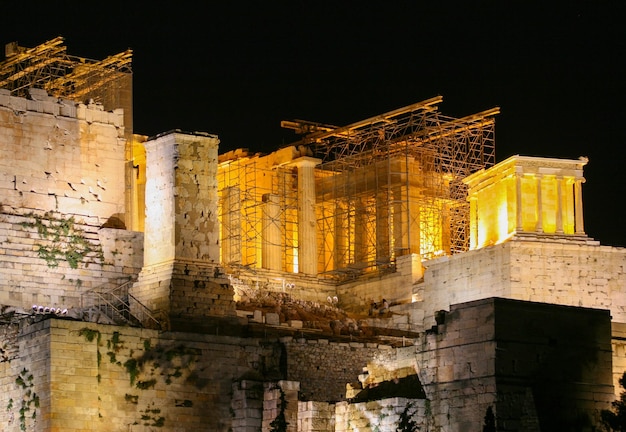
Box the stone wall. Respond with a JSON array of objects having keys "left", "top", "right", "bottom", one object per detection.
[
  {"left": 0, "top": 88, "right": 142, "bottom": 311},
  {"left": 419, "top": 239, "right": 626, "bottom": 326},
  {"left": 334, "top": 397, "right": 426, "bottom": 432},
  {"left": 0, "top": 298, "right": 616, "bottom": 431},
  {"left": 283, "top": 337, "right": 399, "bottom": 403},
  {"left": 0, "top": 88, "right": 126, "bottom": 223},
  {"left": 612, "top": 322, "right": 626, "bottom": 396},
  {"left": 0, "top": 208, "right": 143, "bottom": 310},
  {"left": 492, "top": 298, "right": 614, "bottom": 430},
  {"left": 414, "top": 299, "right": 497, "bottom": 431},
  {"left": 414, "top": 298, "right": 613, "bottom": 431},
  {"left": 0, "top": 318, "right": 285, "bottom": 432},
  {"left": 0, "top": 317, "right": 52, "bottom": 431},
  {"left": 337, "top": 253, "right": 423, "bottom": 317}
]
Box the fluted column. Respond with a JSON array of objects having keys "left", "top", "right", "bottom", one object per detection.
[
  {"left": 535, "top": 175, "right": 544, "bottom": 233},
  {"left": 292, "top": 157, "right": 321, "bottom": 275},
  {"left": 469, "top": 195, "right": 478, "bottom": 250},
  {"left": 221, "top": 186, "right": 240, "bottom": 265},
  {"left": 354, "top": 197, "right": 369, "bottom": 264},
  {"left": 555, "top": 176, "right": 564, "bottom": 234},
  {"left": 262, "top": 193, "right": 282, "bottom": 271},
  {"left": 574, "top": 178, "right": 585, "bottom": 234},
  {"left": 515, "top": 172, "right": 523, "bottom": 232},
  {"left": 334, "top": 200, "right": 348, "bottom": 270},
  {"left": 376, "top": 189, "right": 390, "bottom": 263}
]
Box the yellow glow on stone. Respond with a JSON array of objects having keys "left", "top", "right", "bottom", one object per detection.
[{"left": 464, "top": 155, "right": 587, "bottom": 250}]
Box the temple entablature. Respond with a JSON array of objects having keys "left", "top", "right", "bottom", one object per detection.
[{"left": 464, "top": 155, "right": 588, "bottom": 249}]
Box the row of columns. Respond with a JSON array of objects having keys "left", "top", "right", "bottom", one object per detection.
[
  {"left": 513, "top": 172, "right": 585, "bottom": 236},
  {"left": 229, "top": 156, "right": 423, "bottom": 275}
]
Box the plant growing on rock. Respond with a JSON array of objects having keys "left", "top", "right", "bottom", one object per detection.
[{"left": 601, "top": 372, "right": 626, "bottom": 431}]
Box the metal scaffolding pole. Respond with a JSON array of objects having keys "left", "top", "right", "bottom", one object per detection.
[{"left": 286, "top": 97, "right": 498, "bottom": 280}]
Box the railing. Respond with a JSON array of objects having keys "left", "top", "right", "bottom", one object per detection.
[{"left": 81, "top": 280, "right": 160, "bottom": 330}]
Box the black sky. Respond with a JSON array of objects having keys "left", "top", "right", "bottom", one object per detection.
[{"left": 3, "top": 1, "right": 625, "bottom": 247}]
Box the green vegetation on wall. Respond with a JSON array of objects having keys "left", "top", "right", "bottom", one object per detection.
[
  {"left": 397, "top": 402, "right": 419, "bottom": 432},
  {"left": 601, "top": 372, "right": 626, "bottom": 431},
  {"left": 77, "top": 328, "right": 203, "bottom": 429},
  {"left": 8, "top": 368, "right": 39, "bottom": 431},
  {"left": 21, "top": 212, "right": 104, "bottom": 269}
]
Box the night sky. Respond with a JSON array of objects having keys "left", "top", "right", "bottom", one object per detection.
[{"left": 3, "top": 1, "right": 625, "bottom": 247}]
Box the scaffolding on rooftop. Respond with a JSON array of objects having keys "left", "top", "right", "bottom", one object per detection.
[
  {"left": 0, "top": 36, "right": 132, "bottom": 112},
  {"left": 0, "top": 36, "right": 136, "bottom": 229},
  {"left": 220, "top": 98, "right": 497, "bottom": 282},
  {"left": 286, "top": 96, "right": 498, "bottom": 280}
]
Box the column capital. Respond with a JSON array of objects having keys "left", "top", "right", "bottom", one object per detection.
[{"left": 289, "top": 156, "right": 322, "bottom": 168}]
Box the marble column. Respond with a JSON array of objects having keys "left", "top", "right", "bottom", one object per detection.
[
  {"left": 535, "top": 174, "right": 544, "bottom": 233},
  {"left": 574, "top": 178, "right": 585, "bottom": 234},
  {"left": 262, "top": 193, "right": 282, "bottom": 271},
  {"left": 292, "top": 157, "right": 321, "bottom": 275}
]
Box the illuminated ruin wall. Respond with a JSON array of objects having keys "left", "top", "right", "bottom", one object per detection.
[
  {"left": 0, "top": 318, "right": 408, "bottom": 431},
  {"left": 130, "top": 131, "right": 234, "bottom": 329},
  {"left": 218, "top": 147, "right": 303, "bottom": 273},
  {"left": 0, "top": 88, "right": 143, "bottom": 308},
  {"left": 0, "top": 88, "right": 126, "bottom": 220},
  {"left": 0, "top": 298, "right": 613, "bottom": 431},
  {"left": 315, "top": 156, "right": 449, "bottom": 278}
]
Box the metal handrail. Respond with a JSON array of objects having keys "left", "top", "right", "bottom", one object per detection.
[{"left": 81, "top": 280, "right": 160, "bottom": 330}]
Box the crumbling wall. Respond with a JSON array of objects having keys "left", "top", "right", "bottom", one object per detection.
[
  {"left": 0, "top": 318, "right": 283, "bottom": 432},
  {"left": 0, "top": 88, "right": 141, "bottom": 310},
  {"left": 416, "top": 298, "right": 614, "bottom": 431},
  {"left": 0, "top": 88, "right": 126, "bottom": 222},
  {"left": 334, "top": 397, "right": 426, "bottom": 432},
  {"left": 0, "top": 209, "right": 143, "bottom": 310},
  {"left": 283, "top": 337, "right": 405, "bottom": 403},
  {"left": 0, "top": 318, "right": 52, "bottom": 431}
]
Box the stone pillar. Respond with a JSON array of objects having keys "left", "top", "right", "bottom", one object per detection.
[
  {"left": 555, "top": 176, "right": 564, "bottom": 234},
  {"left": 334, "top": 200, "right": 348, "bottom": 270},
  {"left": 354, "top": 197, "right": 369, "bottom": 264},
  {"left": 142, "top": 131, "right": 220, "bottom": 265},
  {"left": 221, "top": 186, "right": 241, "bottom": 265},
  {"left": 292, "top": 157, "right": 321, "bottom": 275},
  {"left": 469, "top": 195, "right": 478, "bottom": 249},
  {"left": 393, "top": 185, "right": 406, "bottom": 255},
  {"left": 574, "top": 178, "right": 585, "bottom": 234},
  {"left": 262, "top": 193, "right": 282, "bottom": 271},
  {"left": 393, "top": 185, "right": 421, "bottom": 256},
  {"left": 131, "top": 131, "right": 235, "bottom": 329},
  {"left": 515, "top": 172, "right": 523, "bottom": 232},
  {"left": 376, "top": 189, "right": 390, "bottom": 263},
  {"left": 231, "top": 380, "right": 263, "bottom": 431},
  {"left": 263, "top": 381, "right": 301, "bottom": 432},
  {"left": 535, "top": 175, "right": 544, "bottom": 233}
]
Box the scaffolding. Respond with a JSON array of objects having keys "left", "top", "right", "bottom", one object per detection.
[
  {"left": 220, "top": 98, "right": 497, "bottom": 281},
  {"left": 0, "top": 36, "right": 132, "bottom": 113},
  {"left": 1, "top": 37, "right": 136, "bottom": 228},
  {"left": 286, "top": 96, "right": 498, "bottom": 279},
  {"left": 217, "top": 150, "right": 299, "bottom": 273}
]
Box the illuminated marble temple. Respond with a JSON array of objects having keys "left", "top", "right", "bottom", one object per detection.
[{"left": 0, "top": 37, "right": 625, "bottom": 432}]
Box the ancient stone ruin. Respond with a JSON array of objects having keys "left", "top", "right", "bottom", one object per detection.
[{"left": 0, "top": 37, "right": 624, "bottom": 431}]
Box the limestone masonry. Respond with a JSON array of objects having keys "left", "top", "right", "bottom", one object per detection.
[{"left": 0, "top": 37, "right": 625, "bottom": 431}]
